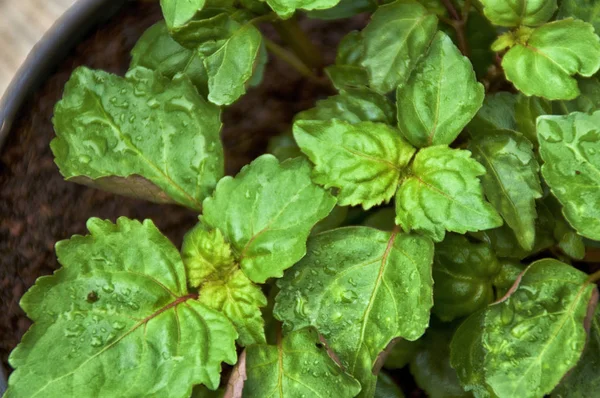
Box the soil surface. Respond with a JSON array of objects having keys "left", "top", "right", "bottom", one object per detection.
[{"left": 0, "top": 0, "right": 372, "bottom": 377}]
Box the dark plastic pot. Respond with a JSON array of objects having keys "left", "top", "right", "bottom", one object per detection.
[{"left": 0, "top": 0, "right": 128, "bottom": 393}]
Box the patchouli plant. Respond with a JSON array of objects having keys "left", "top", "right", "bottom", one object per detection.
[{"left": 5, "top": 0, "right": 600, "bottom": 397}]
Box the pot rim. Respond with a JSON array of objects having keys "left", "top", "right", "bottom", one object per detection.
[{"left": 0, "top": 0, "right": 128, "bottom": 392}]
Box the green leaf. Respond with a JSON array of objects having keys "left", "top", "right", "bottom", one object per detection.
[
  {"left": 275, "top": 227, "right": 434, "bottom": 397},
  {"left": 563, "top": 76, "right": 600, "bottom": 114},
  {"left": 553, "top": 307, "right": 600, "bottom": 397},
  {"left": 539, "top": 195, "right": 586, "bottom": 260},
  {"left": 244, "top": 328, "right": 362, "bottom": 397},
  {"left": 202, "top": 155, "right": 336, "bottom": 283},
  {"left": 364, "top": 207, "right": 397, "bottom": 232},
  {"left": 161, "top": 0, "right": 206, "bottom": 30},
  {"left": 361, "top": 0, "right": 438, "bottom": 93},
  {"left": 395, "top": 146, "right": 503, "bottom": 242},
  {"left": 307, "top": 0, "right": 377, "bottom": 19},
  {"left": 479, "top": 0, "right": 556, "bottom": 27},
  {"left": 265, "top": 0, "right": 342, "bottom": 18},
  {"left": 465, "top": 12, "right": 497, "bottom": 79},
  {"left": 558, "top": 0, "right": 600, "bottom": 32},
  {"left": 537, "top": 111, "right": 600, "bottom": 240},
  {"left": 204, "top": 22, "right": 265, "bottom": 105},
  {"left": 50, "top": 66, "right": 223, "bottom": 211},
  {"left": 199, "top": 269, "right": 268, "bottom": 346},
  {"left": 325, "top": 31, "right": 370, "bottom": 89},
  {"left": 514, "top": 94, "right": 552, "bottom": 144},
  {"left": 294, "top": 119, "right": 416, "bottom": 209},
  {"left": 375, "top": 373, "right": 405, "bottom": 398},
  {"left": 384, "top": 338, "right": 420, "bottom": 370},
  {"left": 451, "top": 259, "right": 598, "bottom": 398},
  {"left": 295, "top": 87, "right": 395, "bottom": 124},
  {"left": 130, "top": 22, "right": 209, "bottom": 97},
  {"left": 267, "top": 131, "right": 302, "bottom": 161},
  {"left": 5, "top": 217, "right": 237, "bottom": 397},
  {"left": 501, "top": 20, "right": 600, "bottom": 100},
  {"left": 396, "top": 31, "right": 484, "bottom": 147},
  {"left": 468, "top": 92, "right": 517, "bottom": 132},
  {"left": 433, "top": 234, "right": 501, "bottom": 322},
  {"left": 468, "top": 129, "right": 542, "bottom": 251},
  {"left": 410, "top": 324, "right": 471, "bottom": 398}
]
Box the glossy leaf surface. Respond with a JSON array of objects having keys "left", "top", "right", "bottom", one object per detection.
[
  {"left": 294, "top": 119, "right": 415, "bottom": 209},
  {"left": 161, "top": 0, "right": 205, "bottom": 30},
  {"left": 51, "top": 66, "right": 223, "bottom": 210},
  {"left": 202, "top": 155, "right": 336, "bottom": 283},
  {"left": 275, "top": 227, "right": 434, "bottom": 396},
  {"left": 480, "top": 0, "right": 556, "bottom": 27},
  {"left": 6, "top": 218, "right": 237, "bottom": 397},
  {"left": 265, "top": 0, "right": 342, "bottom": 18},
  {"left": 537, "top": 111, "right": 600, "bottom": 240},
  {"left": 395, "top": 146, "right": 503, "bottom": 242},
  {"left": 396, "top": 31, "right": 484, "bottom": 147}
]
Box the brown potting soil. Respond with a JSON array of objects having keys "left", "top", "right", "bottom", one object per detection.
[{"left": 0, "top": 0, "right": 373, "bottom": 375}]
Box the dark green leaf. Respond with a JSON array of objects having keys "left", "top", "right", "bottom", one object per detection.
[
  {"left": 384, "top": 338, "right": 420, "bottom": 370},
  {"left": 468, "top": 92, "right": 517, "bottom": 132},
  {"left": 307, "top": 0, "right": 377, "bottom": 19},
  {"left": 375, "top": 373, "right": 405, "bottom": 398},
  {"left": 50, "top": 67, "right": 223, "bottom": 210},
  {"left": 5, "top": 218, "right": 237, "bottom": 397},
  {"left": 325, "top": 31, "right": 370, "bottom": 89},
  {"left": 294, "top": 119, "right": 415, "bottom": 209},
  {"left": 514, "top": 94, "right": 552, "bottom": 145},
  {"left": 202, "top": 155, "right": 336, "bottom": 283},
  {"left": 465, "top": 12, "right": 496, "bottom": 79},
  {"left": 558, "top": 0, "right": 600, "bottom": 32},
  {"left": 275, "top": 227, "right": 434, "bottom": 397}
]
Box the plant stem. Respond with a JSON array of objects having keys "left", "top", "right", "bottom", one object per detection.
[
  {"left": 264, "top": 38, "right": 320, "bottom": 81},
  {"left": 441, "top": 0, "right": 470, "bottom": 57},
  {"left": 272, "top": 17, "right": 324, "bottom": 70},
  {"left": 586, "top": 268, "right": 600, "bottom": 284}
]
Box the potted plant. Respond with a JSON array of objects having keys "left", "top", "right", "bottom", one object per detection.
[{"left": 2, "top": 0, "right": 600, "bottom": 397}]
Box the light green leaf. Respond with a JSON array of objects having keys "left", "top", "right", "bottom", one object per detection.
[
  {"left": 501, "top": 20, "right": 600, "bottom": 100},
  {"left": 361, "top": 0, "right": 438, "bottom": 93},
  {"left": 50, "top": 66, "right": 223, "bottom": 211},
  {"left": 537, "top": 111, "right": 600, "bottom": 240},
  {"left": 395, "top": 146, "right": 503, "bottom": 242},
  {"left": 244, "top": 328, "right": 362, "bottom": 397},
  {"left": 202, "top": 155, "right": 336, "bottom": 283},
  {"left": 181, "top": 222, "right": 236, "bottom": 287},
  {"left": 468, "top": 129, "right": 542, "bottom": 251},
  {"left": 325, "top": 31, "right": 369, "bottom": 89},
  {"left": 294, "top": 119, "right": 416, "bottom": 209},
  {"left": 433, "top": 234, "right": 501, "bottom": 322},
  {"left": 480, "top": 0, "right": 556, "bottom": 27},
  {"left": 169, "top": 10, "right": 238, "bottom": 49},
  {"left": 307, "top": 0, "right": 377, "bottom": 19},
  {"left": 467, "top": 92, "right": 517, "bottom": 132},
  {"left": 295, "top": 87, "right": 395, "bottom": 124},
  {"left": 375, "top": 373, "right": 405, "bottom": 398},
  {"left": 204, "top": 23, "right": 265, "bottom": 105},
  {"left": 161, "top": 0, "right": 206, "bottom": 30},
  {"left": 451, "top": 259, "right": 598, "bottom": 398},
  {"left": 558, "top": 0, "right": 600, "bottom": 32},
  {"left": 396, "top": 31, "right": 484, "bottom": 147},
  {"left": 130, "top": 21, "right": 209, "bottom": 97},
  {"left": 514, "top": 94, "right": 552, "bottom": 144},
  {"left": 275, "top": 227, "right": 434, "bottom": 397},
  {"left": 5, "top": 217, "right": 237, "bottom": 397},
  {"left": 199, "top": 269, "right": 268, "bottom": 346},
  {"left": 265, "top": 0, "right": 342, "bottom": 18},
  {"left": 410, "top": 324, "right": 471, "bottom": 398},
  {"left": 553, "top": 308, "right": 600, "bottom": 397}
]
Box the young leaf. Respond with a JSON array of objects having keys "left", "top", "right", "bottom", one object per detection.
[
  {"left": 501, "top": 20, "right": 600, "bottom": 100},
  {"left": 468, "top": 92, "right": 517, "bottom": 132},
  {"left": 130, "top": 22, "right": 209, "bottom": 97},
  {"left": 410, "top": 324, "right": 470, "bottom": 398},
  {"left": 202, "top": 155, "right": 336, "bottom": 283},
  {"left": 451, "top": 259, "right": 599, "bottom": 398},
  {"left": 479, "top": 0, "right": 557, "bottom": 27},
  {"left": 50, "top": 66, "right": 223, "bottom": 211},
  {"left": 514, "top": 94, "right": 552, "bottom": 145},
  {"left": 294, "top": 119, "right": 416, "bottom": 209},
  {"left": 265, "top": 0, "right": 343, "bottom": 18},
  {"left": 275, "top": 227, "right": 434, "bottom": 396},
  {"left": 395, "top": 146, "right": 503, "bottom": 242},
  {"left": 553, "top": 308, "right": 600, "bottom": 397},
  {"left": 325, "top": 31, "right": 370, "bottom": 90},
  {"left": 5, "top": 218, "right": 237, "bottom": 397},
  {"left": 537, "top": 111, "right": 600, "bottom": 240},
  {"left": 433, "top": 234, "right": 501, "bottom": 322},
  {"left": 295, "top": 87, "right": 395, "bottom": 124},
  {"left": 396, "top": 31, "right": 484, "bottom": 148},
  {"left": 558, "top": 0, "right": 600, "bottom": 32},
  {"left": 361, "top": 0, "right": 438, "bottom": 93},
  {"left": 244, "top": 328, "right": 362, "bottom": 397},
  {"left": 468, "top": 129, "right": 543, "bottom": 251},
  {"left": 161, "top": 0, "right": 206, "bottom": 31}
]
